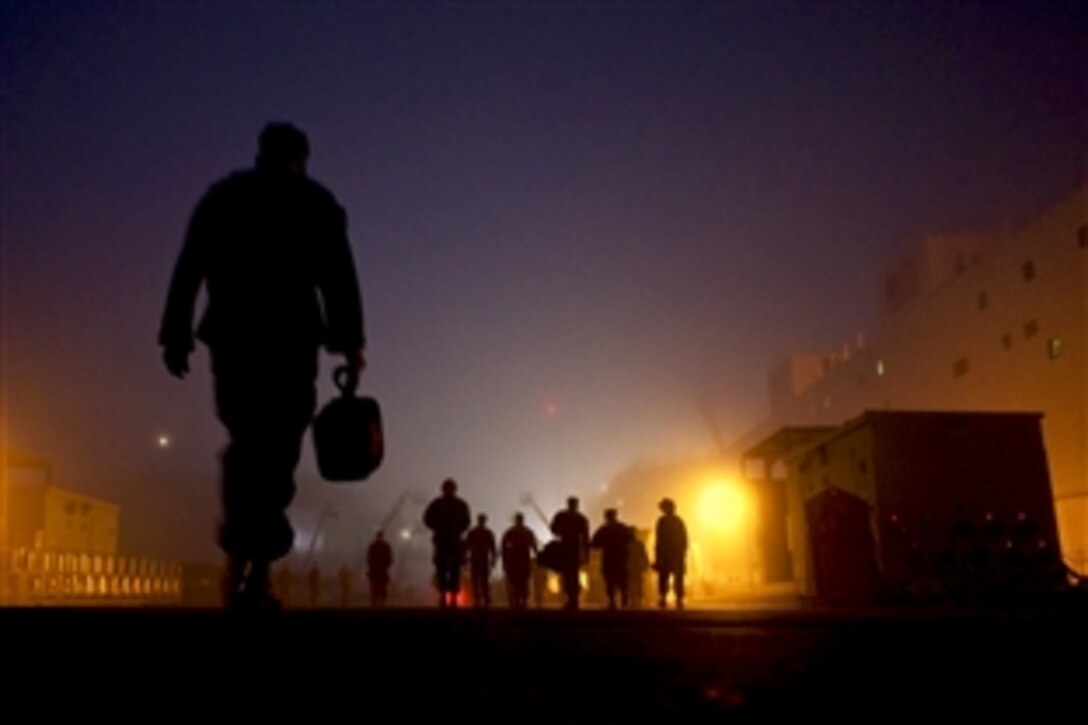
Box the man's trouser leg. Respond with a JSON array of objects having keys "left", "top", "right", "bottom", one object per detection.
[
  {"left": 562, "top": 567, "right": 580, "bottom": 609},
  {"left": 513, "top": 575, "right": 528, "bottom": 608},
  {"left": 471, "top": 568, "right": 484, "bottom": 606},
  {"left": 218, "top": 427, "right": 303, "bottom": 562},
  {"left": 212, "top": 347, "right": 317, "bottom": 593},
  {"left": 436, "top": 547, "right": 460, "bottom": 602},
  {"left": 658, "top": 570, "right": 670, "bottom": 606}
]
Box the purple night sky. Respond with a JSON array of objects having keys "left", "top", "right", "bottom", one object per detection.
[{"left": 3, "top": 2, "right": 1085, "bottom": 564}]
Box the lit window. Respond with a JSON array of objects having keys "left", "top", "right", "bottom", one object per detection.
[
  {"left": 1024, "top": 319, "right": 1039, "bottom": 339},
  {"left": 1049, "top": 337, "right": 1063, "bottom": 360},
  {"left": 1001, "top": 333, "right": 1013, "bottom": 350},
  {"left": 977, "top": 290, "right": 988, "bottom": 311},
  {"left": 953, "top": 358, "right": 969, "bottom": 378},
  {"left": 1022, "top": 261, "right": 1036, "bottom": 281},
  {"left": 876, "top": 359, "right": 886, "bottom": 377}
]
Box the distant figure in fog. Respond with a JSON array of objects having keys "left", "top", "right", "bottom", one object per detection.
[
  {"left": 308, "top": 562, "right": 323, "bottom": 606},
  {"left": 501, "top": 512, "right": 539, "bottom": 609},
  {"left": 550, "top": 496, "right": 590, "bottom": 610},
  {"left": 366, "top": 531, "right": 393, "bottom": 607},
  {"left": 590, "top": 508, "right": 632, "bottom": 610},
  {"left": 654, "top": 498, "right": 688, "bottom": 610},
  {"left": 159, "top": 122, "right": 366, "bottom": 611},
  {"left": 423, "top": 478, "right": 471, "bottom": 608},
  {"left": 274, "top": 563, "right": 296, "bottom": 606},
  {"left": 627, "top": 526, "right": 650, "bottom": 608},
  {"left": 338, "top": 563, "right": 354, "bottom": 606},
  {"left": 465, "top": 513, "right": 498, "bottom": 607}
]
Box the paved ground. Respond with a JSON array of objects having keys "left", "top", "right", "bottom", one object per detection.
[{"left": 3, "top": 603, "right": 1087, "bottom": 721}]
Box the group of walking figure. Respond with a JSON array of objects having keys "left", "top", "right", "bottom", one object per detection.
[{"left": 419, "top": 479, "right": 690, "bottom": 611}]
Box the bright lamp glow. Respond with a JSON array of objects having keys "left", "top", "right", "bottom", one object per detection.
[
  {"left": 687, "top": 475, "right": 757, "bottom": 590},
  {"left": 698, "top": 480, "right": 748, "bottom": 536}
]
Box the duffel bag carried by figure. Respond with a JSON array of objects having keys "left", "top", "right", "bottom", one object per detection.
[
  {"left": 537, "top": 540, "right": 565, "bottom": 572},
  {"left": 312, "top": 365, "right": 384, "bottom": 482}
]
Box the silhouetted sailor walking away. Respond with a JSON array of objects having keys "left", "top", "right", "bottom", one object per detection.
[
  {"left": 423, "top": 478, "right": 471, "bottom": 608},
  {"left": 550, "top": 496, "right": 590, "bottom": 611},
  {"left": 591, "top": 508, "right": 632, "bottom": 610},
  {"left": 159, "top": 123, "right": 366, "bottom": 610},
  {"left": 465, "top": 513, "right": 497, "bottom": 608},
  {"left": 654, "top": 498, "right": 688, "bottom": 610},
  {"left": 308, "top": 562, "right": 323, "bottom": 606},
  {"left": 338, "top": 563, "right": 354, "bottom": 606},
  {"left": 367, "top": 530, "right": 393, "bottom": 607},
  {"left": 501, "top": 512, "right": 538, "bottom": 609}
]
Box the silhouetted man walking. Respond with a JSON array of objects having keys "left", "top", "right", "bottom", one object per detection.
[
  {"left": 160, "top": 123, "right": 365, "bottom": 610},
  {"left": 654, "top": 498, "right": 688, "bottom": 610},
  {"left": 550, "top": 496, "right": 590, "bottom": 610},
  {"left": 501, "top": 512, "right": 538, "bottom": 609},
  {"left": 591, "top": 508, "right": 632, "bottom": 610},
  {"left": 367, "top": 530, "right": 393, "bottom": 607},
  {"left": 465, "top": 513, "right": 497, "bottom": 607},
  {"left": 308, "top": 561, "right": 323, "bottom": 606},
  {"left": 423, "top": 478, "right": 471, "bottom": 607}
]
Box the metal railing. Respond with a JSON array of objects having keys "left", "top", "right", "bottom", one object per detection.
[{"left": 6, "top": 547, "right": 182, "bottom": 605}]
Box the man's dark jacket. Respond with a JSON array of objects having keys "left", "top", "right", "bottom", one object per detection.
[{"left": 159, "top": 168, "right": 364, "bottom": 356}]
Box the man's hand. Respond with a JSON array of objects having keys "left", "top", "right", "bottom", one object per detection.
[
  {"left": 335, "top": 348, "right": 366, "bottom": 391},
  {"left": 163, "top": 346, "right": 190, "bottom": 379}
]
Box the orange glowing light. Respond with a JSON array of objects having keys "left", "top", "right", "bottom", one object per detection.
[
  {"left": 697, "top": 480, "right": 748, "bottom": 535},
  {"left": 689, "top": 476, "right": 757, "bottom": 589}
]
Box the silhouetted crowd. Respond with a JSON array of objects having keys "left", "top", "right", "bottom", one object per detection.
[
  {"left": 269, "top": 478, "right": 692, "bottom": 611},
  {"left": 420, "top": 479, "right": 690, "bottom": 611}
]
